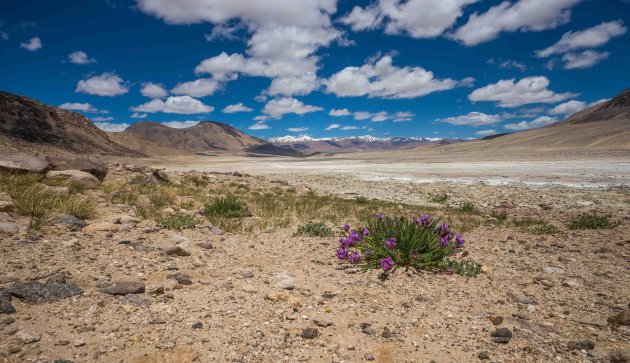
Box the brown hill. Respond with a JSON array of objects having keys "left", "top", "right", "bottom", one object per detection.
[
  {"left": 121, "top": 121, "right": 297, "bottom": 156},
  {"left": 0, "top": 90, "right": 138, "bottom": 156},
  {"left": 560, "top": 88, "right": 630, "bottom": 125}
]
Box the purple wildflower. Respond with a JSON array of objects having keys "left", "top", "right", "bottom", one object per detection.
[
  {"left": 385, "top": 237, "right": 396, "bottom": 250},
  {"left": 342, "top": 224, "right": 350, "bottom": 232},
  {"left": 348, "top": 251, "right": 361, "bottom": 264},
  {"left": 336, "top": 248, "right": 348, "bottom": 260},
  {"left": 439, "top": 236, "right": 450, "bottom": 247},
  {"left": 380, "top": 257, "right": 395, "bottom": 272},
  {"left": 437, "top": 222, "right": 449, "bottom": 236},
  {"left": 375, "top": 213, "right": 384, "bottom": 222},
  {"left": 362, "top": 227, "right": 370, "bottom": 236},
  {"left": 455, "top": 234, "right": 465, "bottom": 248},
  {"left": 445, "top": 267, "right": 454, "bottom": 275}
]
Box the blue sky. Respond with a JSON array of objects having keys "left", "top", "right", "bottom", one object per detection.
[{"left": 0, "top": 0, "right": 628, "bottom": 140}]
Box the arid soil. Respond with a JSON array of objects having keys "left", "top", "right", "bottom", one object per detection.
[{"left": 1, "top": 156, "right": 629, "bottom": 363}]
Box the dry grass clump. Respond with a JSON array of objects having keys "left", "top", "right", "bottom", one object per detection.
[{"left": 60, "top": 195, "right": 97, "bottom": 219}]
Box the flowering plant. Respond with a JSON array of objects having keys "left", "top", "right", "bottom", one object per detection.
[{"left": 335, "top": 213, "right": 480, "bottom": 276}]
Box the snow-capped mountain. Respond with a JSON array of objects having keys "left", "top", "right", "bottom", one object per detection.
[{"left": 268, "top": 135, "right": 463, "bottom": 153}]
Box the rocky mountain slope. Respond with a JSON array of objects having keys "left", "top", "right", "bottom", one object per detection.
[
  {"left": 269, "top": 135, "right": 462, "bottom": 153},
  {"left": 119, "top": 121, "right": 297, "bottom": 156},
  {"left": 0, "top": 91, "right": 138, "bottom": 156},
  {"left": 560, "top": 88, "right": 630, "bottom": 125}
]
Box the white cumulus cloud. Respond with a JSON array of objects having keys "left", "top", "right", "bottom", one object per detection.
[
  {"left": 504, "top": 116, "right": 558, "bottom": 130},
  {"left": 76, "top": 72, "right": 129, "bottom": 96},
  {"left": 324, "top": 55, "right": 458, "bottom": 99},
  {"left": 59, "top": 102, "right": 107, "bottom": 113},
  {"left": 131, "top": 112, "right": 147, "bottom": 119},
  {"left": 562, "top": 50, "right": 610, "bottom": 69},
  {"left": 437, "top": 112, "right": 503, "bottom": 126},
  {"left": 20, "top": 36, "right": 41, "bottom": 51},
  {"left": 141, "top": 82, "right": 168, "bottom": 98},
  {"left": 260, "top": 97, "right": 323, "bottom": 120},
  {"left": 287, "top": 127, "right": 309, "bottom": 132},
  {"left": 475, "top": 129, "right": 498, "bottom": 136},
  {"left": 68, "top": 51, "right": 96, "bottom": 64},
  {"left": 468, "top": 76, "right": 577, "bottom": 108},
  {"left": 222, "top": 103, "right": 254, "bottom": 113},
  {"left": 535, "top": 20, "right": 626, "bottom": 57},
  {"left": 452, "top": 0, "right": 582, "bottom": 46},
  {"left": 248, "top": 121, "right": 270, "bottom": 130},
  {"left": 131, "top": 96, "right": 214, "bottom": 114},
  {"left": 171, "top": 78, "right": 221, "bottom": 97},
  {"left": 161, "top": 121, "right": 201, "bottom": 128},
  {"left": 93, "top": 122, "right": 130, "bottom": 132},
  {"left": 329, "top": 108, "right": 351, "bottom": 116}
]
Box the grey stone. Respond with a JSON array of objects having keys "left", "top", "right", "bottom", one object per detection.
[
  {"left": 360, "top": 323, "right": 375, "bottom": 335},
  {"left": 0, "top": 291, "right": 16, "bottom": 314},
  {"left": 513, "top": 295, "right": 538, "bottom": 305},
  {"left": 52, "top": 215, "right": 86, "bottom": 231},
  {"left": 0, "top": 153, "right": 50, "bottom": 174},
  {"left": 300, "top": 327, "right": 319, "bottom": 339},
  {"left": 568, "top": 340, "right": 595, "bottom": 351},
  {"left": 46, "top": 156, "right": 108, "bottom": 181},
  {"left": 9, "top": 281, "right": 82, "bottom": 304},
  {"left": 121, "top": 294, "right": 150, "bottom": 307},
  {"left": 608, "top": 310, "right": 630, "bottom": 326},
  {"left": 167, "top": 273, "right": 193, "bottom": 285},
  {"left": 241, "top": 271, "right": 254, "bottom": 279},
  {"left": 165, "top": 246, "right": 191, "bottom": 257},
  {"left": 491, "top": 327, "right": 512, "bottom": 344},
  {"left": 0, "top": 222, "right": 19, "bottom": 237},
  {"left": 103, "top": 281, "right": 145, "bottom": 295}
]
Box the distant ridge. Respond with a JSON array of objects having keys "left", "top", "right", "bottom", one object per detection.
[
  {"left": 560, "top": 88, "right": 630, "bottom": 125},
  {"left": 0, "top": 90, "right": 139, "bottom": 156},
  {"left": 269, "top": 135, "right": 463, "bottom": 153}
]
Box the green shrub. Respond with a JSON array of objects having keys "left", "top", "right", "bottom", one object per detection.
[
  {"left": 513, "top": 217, "right": 560, "bottom": 235},
  {"left": 158, "top": 214, "right": 198, "bottom": 230},
  {"left": 203, "top": 195, "right": 250, "bottom": 218},
  {"left": 459, "top": 202, "right": 478, "bottom": 214},
  {"left": 490, "top": 210, "right": 508, "bottom": 225},
  {"left": 294, "top": 222, "right": 335, "bottom": 237},
  {"left": 568, "top": 213, "right": 617, "bottom": 230},
  {"left": 429, "top": 193, "right": 448, "bottom": 204},
  {"left": 336, "top": 213, "right": 480, "bottom": 276},
  {"left": 9, "top": 183, "right": 60, "bottom": 231},
  {"left": 61, "top": 195, "right": 97, "bottom": 219}
]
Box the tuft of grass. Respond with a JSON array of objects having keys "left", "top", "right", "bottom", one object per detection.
[
  {"left": 203, "top": 195, "right": 250, "bottom": 218},
  {"left": 158, "top": 214, "right": 197, "bottom": 230},
  {"left": 513, "top": 217, "right": 560, "bottom": 235},
  {"left": 294, "top": 222, "right": 335, "bottom": 237},
  {"left": 61, "top": 194, "right": 97, "bottom": 219},
  {"left": 538, "top": 203, "right": 552, "bottom": 210},
  {"left": 8, "top": 183, "right": 60, "bottom": 231},
  {"left": 458, "top": 202, "right": 478, "bottom": 214},
  {"left": 146, "top": 186, "right": 176, "bottom": 208},
  {"left": 355, "top": 196, "right": 369, "bottom": 204},
  {"left": 134, "top": 201, "right": 162, "bottom": 220},
  {"left": 182, "top": 173, "right": 208, "bottom": 187},
  {"left": 429, "top": 193, "right": 449, "bottom": 204},
  {"left": 490, "top": 210, "right": 509, "bottom": 225},
  {"left": 568, "top": 213, "right": 618, "bottom": 230}
]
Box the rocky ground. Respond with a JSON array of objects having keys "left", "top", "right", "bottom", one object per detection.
[{"left": 0, "top": 162, "right": 629, "bottom": 363}]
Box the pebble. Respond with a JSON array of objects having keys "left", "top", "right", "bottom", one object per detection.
[
  {"left": 241, "top": 271, "right": 254, "bottom": 279},
  {"left": 197, "top": 242, "right": 213, "bottom": 249},
  {"left": 192, "top": 322, "right": 203, "bottom": 329},
  {"left": 360, "top": 323, "right": 375, "bottom": 335},
  {"left": 167, "top": 272, "right": 193, "bottom": 285},
  {"left": 489, "top": 316, "right": 503, "bottom": 326},
  {"left": 73, "top": 339, "right": 86, "bottom": 347},
  {"left": 490, "top": 327, "right": 512, "bottom": 344},
  {"left": 165, "top": 246, "right": 191, "bottom": 257},
  {"left": 103, "top": 281, "right": 145, "bottom": 295},
  {"left": 364, "top": 353, "right": 375, "bottom": 361},
  {"left": 607, "top": 310, "right": 630, "bottom": 326},
  {"left": 313, "top": 315, "right": 333, "bottom": 327},
  {"left": 15, "top": 330, "right": 41, "bottom": 344},
  {"left": 513, "top": 295, "right": 538, "bottom": 305},
  {"left": 568, "top": 340, "right": 595, "bottom": 351},
  {"left": 478, "top": 351, "right": 490, "bottom": 360},
  {"left": 300, "top": 327, "right": 319, "bottom": 339}
]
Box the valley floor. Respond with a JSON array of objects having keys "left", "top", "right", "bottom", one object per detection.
[{"left": 1, "top": 154, "right": 629, "bottom": 363}]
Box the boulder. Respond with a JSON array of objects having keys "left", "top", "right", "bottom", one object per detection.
[
  {"left": 9, "top": 281, "right": 83, "bottom": 304},
  {"left": 46, "top": 156, "right": 108, "bottom": 181},
  {"left": 139, "top": 170, "right": 169, "bottom": 186},
  {"left": 46, "top": 170, "right": 100, "bottom": 189},
  {"left": 0, "top": 153, "right": 50, "bottom": 174},
  {"left": 0, "top": 222, "right": 19, "bottom": 237}
]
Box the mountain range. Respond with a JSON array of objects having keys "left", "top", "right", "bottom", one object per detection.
[{"left": 269, "top": 135, "right": 463, "bottom": 153}]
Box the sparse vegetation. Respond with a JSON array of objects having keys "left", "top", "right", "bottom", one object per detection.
[
  {"left": 429, "top": 193, "right": 449, "bottom": 204},
  {"left": 61, "top": 194, "right": 97, "bottom": 219},
  {"left": 568, "top": 213, "right": 617, "bottom": 230},
  {"left": 158, "top": 214, "right": 198, "bottom": 230},
  {"left": 513, "top": 217, "right": 560, "bottom": 235},
  {"left": 8, "top": 183, "right": 60, "bottom": 231},
  {"left": 204, "top": 194, "right": 250, "bottom": 218},
  {"left": 335, "top": 213, "right": 480, "bottom": 276},
  {"left": 294, "top": 222, "right": 335, "bottom": 237},
  {"left": 458, "top": 202, "right": 478, "bottom": 214},
  {"left": 490, "top": 210, "right": 509, "bottom": 225}
]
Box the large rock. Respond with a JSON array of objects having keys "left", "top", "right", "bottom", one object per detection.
[
  {"left": 46, "top": 170, "right": 100, "bottom": 188},
  {"left": 0, "top": 153, "right": 50, "bottom": 174},
  {"left": 9, "top": 281, "right": 83, "bottom": 304},
  {"left": 103, "top": 281, "right": 145, "bottom": 295},
  {"left": 0, "top": 222, "right": 19, "bottom": 237},
  {"left": 46, "top": 156, "right": 108, "bottom": 181}
]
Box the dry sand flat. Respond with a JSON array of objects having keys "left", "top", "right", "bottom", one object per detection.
[{"left": 1, "top": 156, "right": 629, "bottom": 363}]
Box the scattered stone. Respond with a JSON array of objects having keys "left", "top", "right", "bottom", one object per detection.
[
  {"left": 54, "top": 360, "right": 75, "bottom": 363},
  {"left": 171, "top": 234, "right": 189, "bottom": 246},
  {"left": 300, "top": 327, "right": 319, "bottom": 339},
  {"left": 139, "top": 170, "right": 169, "bottom": 186},
  {"left": 241, "top": 271, "right": 254, "bottom": 278},
  {"left": 273, "top": 273, "right": 295, "bottom": 290},
  {"left": 0, "top": 201, "right": 14, "bottom": 212},
  {"left": 360, "top": 323, "right": 375, "bottom": 335},
  {"left": 264, "top": 226, "right": 274, "bottom": 233},
  {"left": 0, "top": 316, "right": 14, "bottom": 325},
  {"left": 364, "top": 353, "right": 375, "bottom": 361},
  {"left": 9, "top": 281, "right": 82, "bottom": 304},
  {"left": 165, "top": 246, "right": 191, "bottom": 257},
  {"left": 134, "top": 244, "right": 154, "bottom": 253},
  {"left": 491, "top": 327, "right": 512, "bottom": 344},
  {"left": 46, "top": 156, "right": 108, "bottom": 181},
  {"left": 15, "top": 330, "right": 41, "bottom": 344},
  {"left": 489, "top": 316, "right": 504, "bottom": 326},
  {"left": 265, "top": 291, "right": 302, "bottom": 307},
  {"left": 167, "top": 273, "right": 193, "bottom": 285},
  {"left": 47, "top": 169, "right": 100, "bottom": 189},
  {"left": 568, "top": 340, "right": 595, "bottom": 351},
  {"left": 607, "top": 310, "right": 630, "bottom": 326},
  {"left": 0, "top": 291, "right": 16, "bottom": 314},
  {"left": 481, "top": 265, "right": 493, "bottom": 274},
  {"left": 382, "top": 327, "right": 393, "bottom": 338},
  {"left": 513, "top": 295, "right": 538, "bottom": 305},
  {"left": 192, "top": 322, "right": 203, "bottom": 329},
  {"left": 73, "top": 339, "right": 86, "bottom": 347},
  {"left": 197, "top": 242, "right": 213, "bottom": 249},
  {"left": 210, "top": 227, "right": 224, "bottom": 235},
  {"left": 0, "top": 222, "right": 19, "bottom": 237},
  {"left": 52, "top": 214, "right": 86, "bottom": 231},
  {"left": 478, "top": 351, "right": 490, "bottom": 360},
  {"left": 121, "top": 294, "right": 150, "bottom": 307},
  {"left": 119, "top": 240, "right": 132, "bottom": 245},
  {"left": 82, "top": 222, "right": 119, "bottom": 233},
  {"left": 0, "top": 153, "right": 50, "bottom": 174},
  {"left": 103, "top": 281, "right": 145, "bottom": 295},
  {"left": 415, "top": 295, "right": 431, "bottom": 302},
  {"left": 609, "top": 350, "right": 630, "bottom": 363},
  {"left": 313, "top": 315, "right": 333, "bottom": 327}
]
